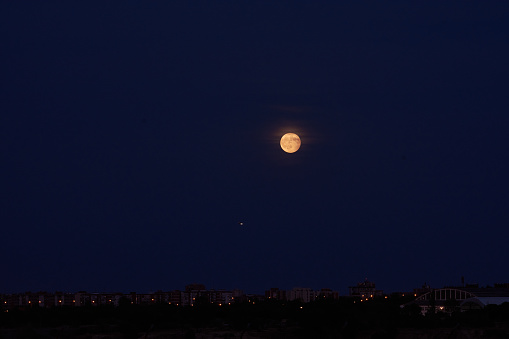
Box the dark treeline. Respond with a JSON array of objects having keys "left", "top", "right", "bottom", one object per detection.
[{"left": 2, "top": 296, "right": 509, "bottom": 338}]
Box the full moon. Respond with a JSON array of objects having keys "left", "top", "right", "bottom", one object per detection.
[{"left": 280, "top": 133, "right": 301, "bottom": 153}]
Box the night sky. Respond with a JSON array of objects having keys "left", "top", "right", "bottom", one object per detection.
[{"left": 2, "top": 2, "right": 509, "bottom": 295}]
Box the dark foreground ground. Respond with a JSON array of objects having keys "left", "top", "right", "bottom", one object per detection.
[{"left": 2, "top": 297, "right": 509, "bottom": 338}]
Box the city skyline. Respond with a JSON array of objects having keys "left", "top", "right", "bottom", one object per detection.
[
  {"left": 4, "top": 280, "right": 509, "bottom": 314},
  {"left": 4, "top": 282, "right": 509, "bottom": 337},
  {"left": 2, "top": 277, "right": 506, "bottom": 296}
]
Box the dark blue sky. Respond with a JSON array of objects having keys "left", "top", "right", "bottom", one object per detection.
[{"left": 1, "top": 1, "right": 508, "bottom": 294}]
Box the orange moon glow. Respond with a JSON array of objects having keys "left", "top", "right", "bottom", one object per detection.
[{"left": 280, "top": 133, "right": 301, "bottom": 153}]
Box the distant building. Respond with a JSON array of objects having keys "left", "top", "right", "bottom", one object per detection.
[
  {"left": 232, "top": 289, "right": 244, "bottom": 301},
  {"left": 182, "top": 284, "right": 211, "bottom": 306},
  {"left": 265, "top": 288, "right": 286, "bottom": 300},
  {"left": 413, "top": 283, "right": 432, "bottom": 297},
  {"left": 209, "top": 290, "right": 234, "bottom": 305},
  {"left": 349, "top": 279, "right": 383, "bottom": 299},
  {"left": 287, "top": 287, "right": 316, "bottom": 303},
  {"left": 167, "top": 290, "right": 183, "bottom": 305},
  {"left": 264, "top": 287, "right": 339, "bottom": 303},
  {"left": 318, "top": 288, "right": 339, "bottom": 300}
]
